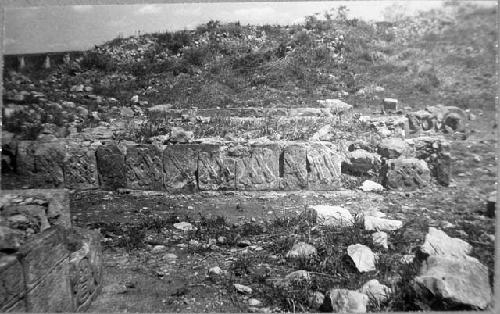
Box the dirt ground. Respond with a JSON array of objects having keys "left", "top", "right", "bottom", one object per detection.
[{"left": 70, "top": 135, "right": 497, "bottom": 313}]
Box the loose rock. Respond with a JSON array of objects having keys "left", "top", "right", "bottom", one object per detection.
[
  {"left": 347, "top": 244, "right": 377, "bottom": 273},
  {"left": 305, "top": 205, "right": 354, "bottom": 227},
  {"left": 364, "top": 216, "right": 403, "bottom": 231},
  {"left": 420, "top": 227, "right": 471, "bottom": 259},
  {"left": 286, "top": 242, "right": 317, "bottom": 259},
  {"left": 325, "top": 289, "right": 369, "bottom": 313}
]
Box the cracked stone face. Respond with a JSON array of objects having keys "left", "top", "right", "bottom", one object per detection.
[
  {"left": 306, "top": 143, "right": 342, "bottom": 190},
  {"left": 281, "top": 143, "right": 308, "bottom": 190},
  {"left": 163, "top": 145, "right": 200, "bottom": 191},
  {"left": 235, "top": 144, "right": 280, "bottom": 190},
  {"left": 198, "top": 145, "right": 236, "bottom": 191},
  {"left": 125, "top": 144, "right": 163, "bottom": 190}
]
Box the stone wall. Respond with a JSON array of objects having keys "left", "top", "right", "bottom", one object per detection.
[
  {"left": 12, "top": 140, "right": 346, "bottom": 191},
  {"left": 0, "top": 189, "right": 103, "bottom": 312},
  {"left": 8, "top": 135, "right": 451, "bottom": 192}
]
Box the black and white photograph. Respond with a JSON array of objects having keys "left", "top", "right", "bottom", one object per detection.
[{"left": 0, "top": 0, "right": 497, "bottom": 312}]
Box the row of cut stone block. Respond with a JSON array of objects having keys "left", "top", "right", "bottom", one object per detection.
[{"left": 14, "top": 140, "right": 345, "bottom": 191}]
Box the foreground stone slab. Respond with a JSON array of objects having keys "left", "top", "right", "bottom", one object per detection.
[
  {"left": 163, "top": 145, "right": 201, "bottom": 191},
  {"left": 0, "top": 255, "right": 25, "bottom": 312},
  {"left": 198, "top": 145, "right": 236, "bottom": 190},
  {"left": 235, "top": 144, "right": 280, "bottom": 190},
  {"left": 16, "top": 141, "right": 66, "bottom": 188},
  {"left": 1, "top": 226, "right": 103, "bottom": 312},
  {"left": 415, "top": 255, "right": 491, "bottom": 310},
  {"left": 382, "top": 158, "right": 430, "bottom": 189},
  {"left": 96, "top": 143, "right": 126, "bottom": 190},
  {"left": 281, "top": 143, "right": 308, "bottom": 190},
  {"left": 64, "top": 142, "right": 99, "bottom": 189},
  {"left": 125, "top": 145, "right": 163, "bottom": 190},
  {"left": 306, "top": 143, "right": 342, "bottom": 190}
]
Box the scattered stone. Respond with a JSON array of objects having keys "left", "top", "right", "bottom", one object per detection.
[
  {"left": 344, "top": 149, "right": 381, "bottom": 175},
  {"left": 173, "top": 222, "right": 196, "bottom": 231},
  {"left": 325, "top": 289, "right": 369, "bottom": 313},
  {"left": 170, "top": 127, "right": 194, "bottom": 143},
  {"left": 308, "top": 291, "right": 325, "bottom": 310},
  {"left": 120, "top": 107, "right": 134, "bottom": 118},
  {"left": 284, "top": 270, "right": 311, "bottom": 284},
  {"left": 372, "top": 231, "right": 389, "bottom": 249},
  {"left": 151, "top": 245, "right": 167, "bottom": 253},
  {"left": 164, "top": 253, "right": 178, "bottom": 260},
  {"left": 208, "top": 266, "right": 223, "bottom": 278},
  {"left": 248, "top": 298, "right": 262, "bottom": 307},
  {"left": 286, "top": 242, "right": 317, "bottom": 259},
  {"left": 359, "top": 279, "right": 391, "bottom": 304},
  {"left": 415, "top": 255, "right": 492, "bottom": 310},
  {"left": 420, "top": 227, "right": 471, "bottom": 259},
  {"left": 383, "top": 98, "right": 398, "bottom": 112},
  {"left": 234, "top": 283, "right": 252, "bottom": 295},
  {"left": 347, "top": 244, "right": 377, "bottom": 273},
  {"left": 377, "top": 138, "right": 412, "bottom": 159},
  {"left": 130, "top": 95, "right": 139, "bottom": 103},
  {"left": 217, "top": 236, "right": 227, "bottom": 245},
  {"left": 382, "top": 158, "right": 430, "bottom": 189},
  {"left": 400, "top": 254, "right": 415, "bottom": 264},
  {"left": 364, "top": 216, "right": 403, "bottom": 231},
  {"left": 360, "top": 180, "right": 384, "bottom": 192},
  {"left": 305, "top": 205, "right": 354, "bottom": 227}
]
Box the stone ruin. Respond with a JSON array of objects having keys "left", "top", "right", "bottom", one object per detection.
[{"left": 0, "top": 189, "right": 103, "bottom": 312}]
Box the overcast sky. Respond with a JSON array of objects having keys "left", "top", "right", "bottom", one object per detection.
[{"left": 3, "top": 1, "right": 496, "bottom": 54}]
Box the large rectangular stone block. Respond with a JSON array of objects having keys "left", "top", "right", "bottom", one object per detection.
[
  {"left": 306, "top": 143, "right": 342, "bottom": 190},
  {"left": 163, "top": 145, "right": 200, "bottom": 191},
  {"left": 382, "top": 158, "right": 431, "bottom": 190},
  {"left": 68, "top": 227, "right": 103, "bottom": 312},
  {"left": 280, "top": 143, "right": 308, "bottom": 190},
  {"left": 198, "top": 145, "right": 236, "bottom": 190},
  {"left": 95, "top": 143, "right": 126, "bottom": 190},
  {"left": 25, "top": 258, "right": 74, "bottom": 312},
  {"left": 125, "top": 144, "right": 163, "bottom": 190},
  {"left": 0, "top": 255, "right": 25, "bottom": 312},
  {"left": 64, "top": 142, "right": 99, "bottom": 189},
  {"left": 16, "top": 141, "right": 66, "bottom": 188},
  {"left": 235, "top": 144, "right": 280, "bottom": 190},
  {"left": 19, "top": 226, "right": 71, "bottom": 285}
]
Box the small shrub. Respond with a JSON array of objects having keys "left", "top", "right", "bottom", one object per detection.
[{"left": 80, "top": 52, "right": 117, "bottom": 72}]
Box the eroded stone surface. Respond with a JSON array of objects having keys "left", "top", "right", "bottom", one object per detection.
[
  {"left": 96, "top": 144, "right": 126, "bottom": 190},
  {"left": 64, "top": 142, "right": 99, "bottom": 189},
  {"left": 163, "top": 145, "right": 200, "bottom": 191},
  {"left": 125, "top": 144, "right": 163, "bottom": 190},
  {"left": 16, "top": 141, "right": 66, "bottom": 188},
  {"left": 0, "top": 255, "right": 25, "bottom": 311},
  {"left": 281, "top": 143, "right": 307, "bottom": 190},
  {"left": 383, "top": 158, "right": 430, "bottom": 189},
  {"left": 415, "top": 255, "right": 491, "bottom": 310},
  {"left": 235, "top": 144, "right": 280, "bottom": 190},
  {"left": 306, "top": 143, "right": 342, "bottom": 190},
  {"left": 198, "top": 145, "right": 236, "bottom": 190},
  {"left": 325, "top": 289, "right": 369, "bottom": 313}
]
